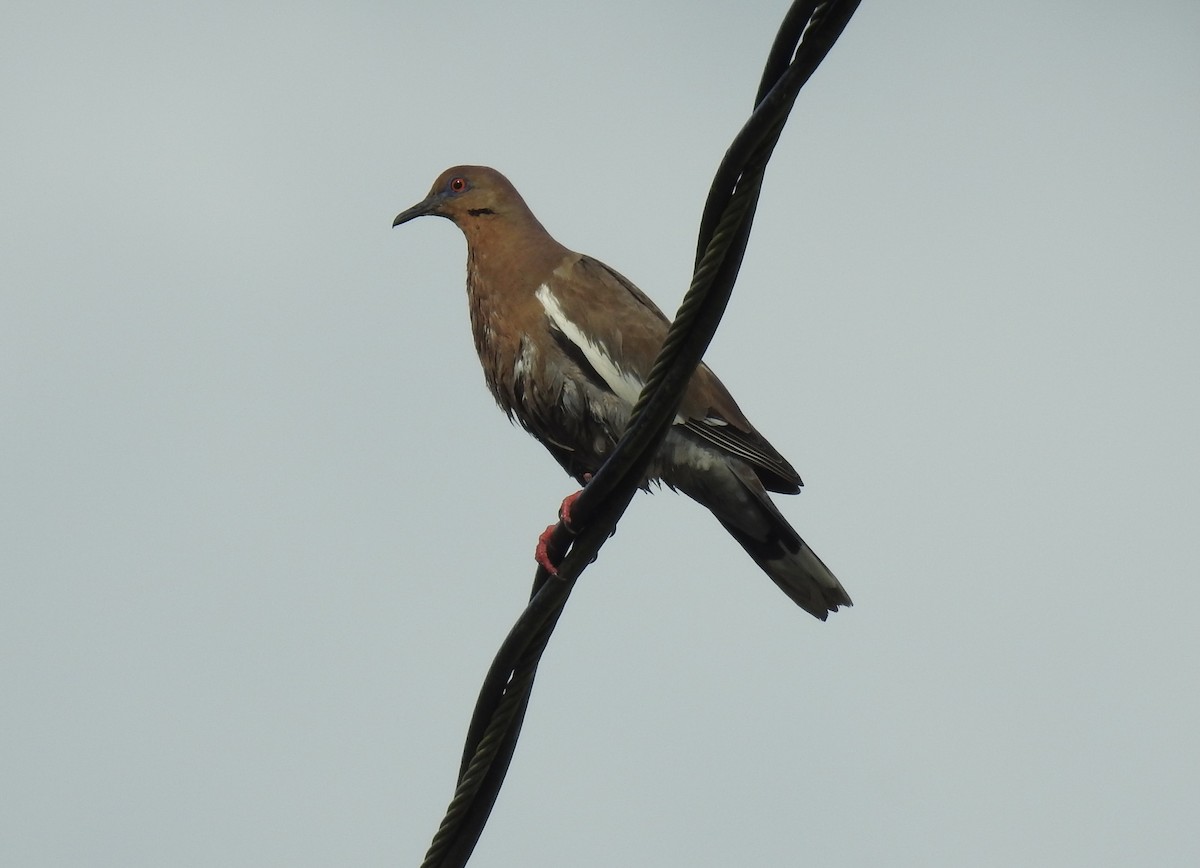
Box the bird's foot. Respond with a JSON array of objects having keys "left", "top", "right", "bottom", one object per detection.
[
  {"left": 535, "top": 523, "right": 564, "bottom": 576},
  {"left": 534, "top": 476, "right": 592, "bottom": 575},
  {"left": 557, "top": 487, "right": 584, "bottom": 531}
]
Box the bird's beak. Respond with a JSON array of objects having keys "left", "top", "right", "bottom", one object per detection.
[{"left": 392, "top": 194, "right": 440, "bottom": 228}]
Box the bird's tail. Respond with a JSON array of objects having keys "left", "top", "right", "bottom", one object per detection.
[{"left": 677, "top": 460, "right": 852, "bottom": 620}]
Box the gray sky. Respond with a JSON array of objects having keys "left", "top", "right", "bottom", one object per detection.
[{"left": 4, "top": 2, "right": 1198, "bottom": 866}]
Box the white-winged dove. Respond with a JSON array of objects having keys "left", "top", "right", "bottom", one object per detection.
[{"left": 392, "top": 166, "right": 851, "bottom": 620}]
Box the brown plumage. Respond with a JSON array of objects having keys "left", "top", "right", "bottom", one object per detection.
[{"left": 392, "top": 166, "right": 850, "bottom": 620}]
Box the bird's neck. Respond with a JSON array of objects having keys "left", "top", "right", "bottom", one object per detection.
[
  {"left": 459, "top": 216, "right": 573, "bottom": 406},
  {"left": 461, "top": 216, "right": 570, "bottom": 302}
]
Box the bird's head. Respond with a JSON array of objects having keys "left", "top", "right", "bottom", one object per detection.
[{"left": 392, "top": 165, "right": 529, "bottom": 230}]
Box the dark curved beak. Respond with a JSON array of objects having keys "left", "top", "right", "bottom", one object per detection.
[{"left": 392, "top": 195, "right": 439, "bottom": 228}]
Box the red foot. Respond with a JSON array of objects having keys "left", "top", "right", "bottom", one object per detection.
[
  {"left": 534, "top": 475, "right": 592, "bottom": 575},
  {"left": 558, "top": 489, "right": 583, "bottom": 530},
  {"left": 535, "top": 524, "right": 561, "bottom": 575}
]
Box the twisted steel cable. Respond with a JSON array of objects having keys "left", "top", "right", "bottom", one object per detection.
[{"left": 418, "top": 3, "right": 861, "bottom": 865}]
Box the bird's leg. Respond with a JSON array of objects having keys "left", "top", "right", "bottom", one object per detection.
[{"left": 534, "top": 474, "right": 591, "bottom": 575}]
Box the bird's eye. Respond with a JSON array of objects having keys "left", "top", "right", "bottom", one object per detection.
[{"left": 449, "top": 177, "right": 468, "bottom": 193}]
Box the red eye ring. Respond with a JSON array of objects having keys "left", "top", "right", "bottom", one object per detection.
[{"left": 449, "top": 177, "right": 468, "bottom": 193}]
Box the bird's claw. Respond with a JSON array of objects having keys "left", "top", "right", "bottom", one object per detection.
[
  {"left": 535, "top": 477, "right": 592, "bottom": 575},
  {"left": 535, "top": 524, "right": 562, "bottom": 576},
  {"left": 557, "top": 489, "right": 583, "bottom": 532}
]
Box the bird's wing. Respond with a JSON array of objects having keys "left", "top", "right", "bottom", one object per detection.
[{"left": 539, "top": 254, "right": 803, "bottom": 494}]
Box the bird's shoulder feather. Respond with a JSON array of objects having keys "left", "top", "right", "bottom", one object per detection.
[{"left": 539, "top": 254, "right": 802, "bottom": 494}]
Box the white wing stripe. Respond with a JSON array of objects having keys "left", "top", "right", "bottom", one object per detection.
[
  {"left": 536, "top": 285, "right": 645, "bottom": 405},
  {"left": 536, "top": 284, "right": 686, "bottom": 424}
]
